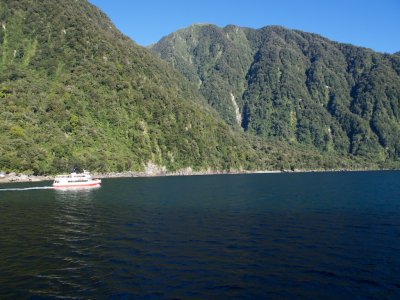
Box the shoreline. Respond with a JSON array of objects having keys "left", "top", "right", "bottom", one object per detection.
[
  {"left": 0, "top": 169, "right": 282, "bottom": 184},
  {"left": 0, "top": 167, "right": 395, "bottom": 184}
]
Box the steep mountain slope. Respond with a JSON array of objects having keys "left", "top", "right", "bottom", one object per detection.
[
  {"left": 151, "top": 24, "right": 253, "bottom": 128},
  {"left": 151, "top": 25, "right": 400, "bottom": 163},
  {"left": 0, "top": 0, "right": 264, "bottom": 174},
  {"left": 0, "top": 1, "right": 393, "bottom": 175}
]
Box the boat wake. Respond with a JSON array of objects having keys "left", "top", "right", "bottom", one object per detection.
[{"left": 0, "top": 186, "right": 54, "bottom": 192}]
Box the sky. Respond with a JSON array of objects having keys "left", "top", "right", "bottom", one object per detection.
[{"left": 88, "top": 0, "right": 400, "bottom": 54}]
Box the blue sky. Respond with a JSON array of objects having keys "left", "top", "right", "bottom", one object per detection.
[{"left": 89, "top": 0, "right": 399, "bottom": 54}]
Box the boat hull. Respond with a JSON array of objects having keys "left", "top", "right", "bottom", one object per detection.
[{"left": 52, "top": 179, "right": 101, "bottom": 188}]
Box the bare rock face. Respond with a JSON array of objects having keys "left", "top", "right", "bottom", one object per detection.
[{"left": 145, "top": 162, "right": 167, "bottom": 176}]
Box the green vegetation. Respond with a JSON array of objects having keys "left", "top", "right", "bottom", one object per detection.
[
  {"left": 0, "top": 0, "right": 244, "bottom": 174},
  {"left": 151, "top": 25, "right": 400, "bottom": 166},
  {"left": 0, "top": 1, "right": 398, "bottom": 175}
]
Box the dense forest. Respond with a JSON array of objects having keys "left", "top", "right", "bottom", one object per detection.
[
  {"left": 151, "top": 24, "right": 400, "bottom": 165},
  {"left": 0, "top": 0, "right": 397, "bottom": 175}
]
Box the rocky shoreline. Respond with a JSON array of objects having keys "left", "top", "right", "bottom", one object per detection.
[
  {"left": 0, "top": 168, "right": 285, "bottom": 184},
  {"left": 0, "top": 173, "right": 53, "bottom": 183},
  {"left": 98, "top": 168, "right": 283, "bottom": 179},
  {"left": 0, "top": 165, "right": 381, "bottom": 184}
]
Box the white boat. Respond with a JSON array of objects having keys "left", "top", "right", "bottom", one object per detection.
[{"left": 53, "top": 170, "right": 101, "bottom": 188}]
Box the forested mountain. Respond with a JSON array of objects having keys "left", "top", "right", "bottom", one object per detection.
[
  {"left": 0, "top": 0, "right": 351, "bottom": 174},
  {"left": 151, "top": 24, "right": 400, "bottom": 163},
  {"left": 0, "top": 1, "right": 397, "bottom": 175},
  {"left": 0, "top": 0, "right": 247, "bottom": 174}
]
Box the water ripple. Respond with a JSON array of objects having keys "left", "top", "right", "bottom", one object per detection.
[{"left": 1, "top": 172, "right": 400, "bottom": 298}]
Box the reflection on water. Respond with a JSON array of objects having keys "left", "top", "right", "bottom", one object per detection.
[
  {"left": 0, "top": 182, "right": 105, "bottom": 298},
  {"left": 53, "top": 185, "right": 100, "bottom": 195},
  {"left": 37, "top": 184, "right": 104, "bottom": 297}
]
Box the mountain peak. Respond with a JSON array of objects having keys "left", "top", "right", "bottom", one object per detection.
[
  {"left": 151, "top": 24, "right": 400, "bottom": 162},
  {"left": 0, "top": 0, "right": 271, "bottom": 174}
]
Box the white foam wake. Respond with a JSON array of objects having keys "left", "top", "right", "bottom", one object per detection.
[{"left": 0, "top": 186, "right": 54, "bottom": 192}]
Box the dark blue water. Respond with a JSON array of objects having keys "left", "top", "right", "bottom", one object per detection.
[{"left": 1, "top": 171, "right": 400, "bottom": 299}]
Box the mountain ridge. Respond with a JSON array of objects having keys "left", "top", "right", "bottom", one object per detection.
[
  {"left": 1, "top": 0, "right": 360, "bottom": 174},
  {"left": 0, "top": 1, "right": 397, "bottom": 175},
  {"left": 0, "top": 0, "right": 251, "bottom": 174},
  {"left": 151, "top": 24, "right": 400, "bottom": 162}
]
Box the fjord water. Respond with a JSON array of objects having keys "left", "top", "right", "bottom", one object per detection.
[{"left": 1, "top": 172, "right": 400, "bottom": 299}]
